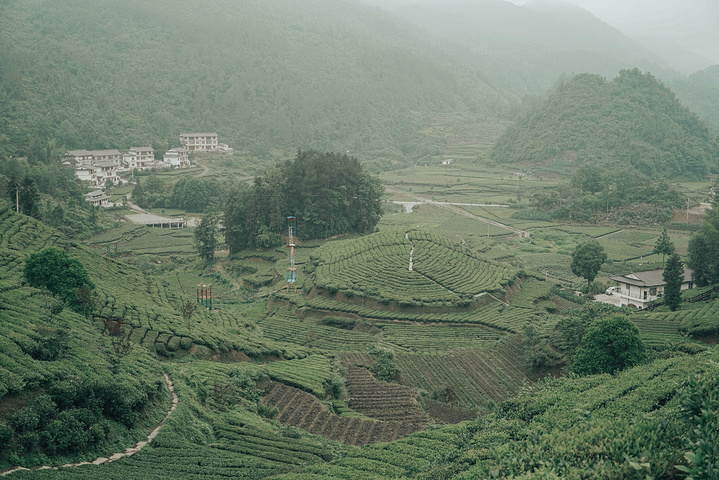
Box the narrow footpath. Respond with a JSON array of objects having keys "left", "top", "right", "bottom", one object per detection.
[
  {"left": 405, "top": 233, "right": 415, "bottom": 271},
  {"left": 1, "top": 373, "right": 179, "bottom": 477}
]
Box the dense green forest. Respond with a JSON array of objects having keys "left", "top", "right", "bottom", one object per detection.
[
  {"left": 3, "top": 0, "right": 717, "bottom": 173},
  {"left": 0, "top": 0, "right": 518, "bottom": 171},
  {"left": 671, "top": 65, "right": 719, "bottom": 135},
  {"left": 491, "top": 69, "right": 719, "bottom": 179},
  {"left": 224, "top": 150, "right": 383, "bottom": 253}
]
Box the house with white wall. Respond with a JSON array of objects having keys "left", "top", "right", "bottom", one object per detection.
[
  {"left": 85, "top": 190, "right": 110, "bottom": 207},
  {"left": 163, "top": 147, "right": 190, "bottom": 168},
  {"left": 179, "top": 133, "right": 218, "bottom": 151},
  {"left": 65, "top": 149, "right": 122, "bottom": 187},
  {"left": 608, "top": 267, "right": 694, "bottom": 309},
  {"left": 123, "top": 147, "right": 155, "bottom": 170}
]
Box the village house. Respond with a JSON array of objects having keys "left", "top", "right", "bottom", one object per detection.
[
  {"left": 84, "top": 190, "right": 110, "bottom": 207},
  {"left": 123, "top": 146, "right": 155, "bottom": 171},
  {"left": 163, "top": 147, "right": 190, "bottom": 168},
  {"left": 608, "top": 267, "right": 694, "bottom": 309},
  {"left": 179, "top": 132, "right": 218, "bottom": 151},
  {"left": 63, "top": 149, "right": 123, "bottom": 187}
]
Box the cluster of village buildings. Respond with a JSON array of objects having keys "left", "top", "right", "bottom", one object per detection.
[{"left": 63, "top": 133, "right": 231, "bottom": 190}]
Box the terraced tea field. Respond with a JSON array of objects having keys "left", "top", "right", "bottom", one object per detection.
[{"left": 311, "top": 229, "right": 517, "bottom": 306}]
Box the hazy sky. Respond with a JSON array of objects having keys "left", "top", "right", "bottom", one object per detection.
[
  {"left": 504, "top": 0, "right": 719, "bottom": 63},
  {"left": 365, "top": 0, "right": 719, "bottom": 64}
]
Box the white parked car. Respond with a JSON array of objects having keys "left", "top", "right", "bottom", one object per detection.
[{"left": 606, "top": 286, "right": 617, "bottom": 295}]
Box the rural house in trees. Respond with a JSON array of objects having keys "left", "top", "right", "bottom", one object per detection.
[
  {"left": 163, "top": 147, "right": 190, "bottom": 168},
  {"left": 179, "top": 132, "right": 218, "bottom": 151},
  {"left": 85, "top": 190, "right": 110, "bottom": 207},
  {"left": 608, "top": 267, "right": 694, "bottom": 309},
  {"left": 123, "top": 146, "right": 155, "bottom": 170}
]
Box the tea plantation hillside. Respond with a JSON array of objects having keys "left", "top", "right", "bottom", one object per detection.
[{"left": 2, "top": 205, "right": 719, "bottom": 478}]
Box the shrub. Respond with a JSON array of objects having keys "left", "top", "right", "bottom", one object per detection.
[
  {"left": 23, "top": 247, "right": 94, "bottom": 312},
  {"left": 572, "top": 316, "right": 646, "bottom": 375},
  {"left": 0, "top": 422, "right": 13, "bottom": 446},
  {"left": 321, "top": 316, "right": 356, "bottom": 330}
]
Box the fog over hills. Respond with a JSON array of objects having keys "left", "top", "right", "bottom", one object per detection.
[{"left": 363, "top": 0, "right": 719, "bottom": 74}]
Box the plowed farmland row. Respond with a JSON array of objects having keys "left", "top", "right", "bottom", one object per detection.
[
  {"left": 340, "top": 335, "right": 528, "bottom": 410},
  {"left": 262, "top": 382, "right": 424, "bottom": 445},
  {"left": 344, "top": 365, "right": 430, "bottom": 425}
]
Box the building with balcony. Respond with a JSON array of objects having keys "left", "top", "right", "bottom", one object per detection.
[
  {"left": 608, "top": 267, "right": 694, "bottom": 309},
  {"left": 179, "top": 132, "right": 218, "bottom": 151}
]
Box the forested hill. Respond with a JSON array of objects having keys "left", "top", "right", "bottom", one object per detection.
[
  {"left": 0, "top": 0, "right": 515, "bottom": 170},
  {"left": 490, "top": 69, "right": 719, "bottom": 179}
]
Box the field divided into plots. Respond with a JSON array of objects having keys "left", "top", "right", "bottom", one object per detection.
[
  {"left": 259, "top": 308, "right": 380, "bottom": 352},
  {"left": 379, "top": 323, "right": 504, "bottom": 352}
]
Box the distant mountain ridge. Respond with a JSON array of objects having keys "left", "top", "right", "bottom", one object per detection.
[
  {"left": 1, "top": 0, "right": 716, "bottom": 170},
  {"left": 490, "top": 69, "right": 719, "bottom": 179}
]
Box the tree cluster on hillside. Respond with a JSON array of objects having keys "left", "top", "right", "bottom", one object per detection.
[
  {"left": 131, "top": 175, "right": 225, "bottom": 212},
  {"left": 518, "top": 164, "right": 684, "bottom": 224},
  {"left": 224, "top": 150, "right": 383, "bottom": 255},
  {"left": 688, "top": 206, "right": 719, "bottom": 287},
  {"left": 571, "top": 315, "right": 647, "bottom": 375},
  {"left": 23, "top": 247, "right": 95, "bottom": 314},
  {"left": 0, "top": 156, "right": 112, "bottom": 237},
  {"left": 492, "top": 69, "right": 719, "bottom": 179}
]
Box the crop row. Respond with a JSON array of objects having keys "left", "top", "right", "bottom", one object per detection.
[
  {"left": 641, "top": 301, "right": 719, "bottom": 336},
  {"left": 262, "top": 381, "right": 422, "bottom": 446},
  {"left": 509, "top": 278, "right": 554, "bottom": 309},
  {"left": 379, "top": 324, "right": 504, "bottom": 352},
  {"left": 263, "top": 355, "right": 336, "bottom": 397},
  {"left": 259, "top": 309, "right": 379, "bottom": 352},
  {"left": 410, "top": 239, "right": 514, "bottom": 295},
  {"left": 396, "top": 340, "right": 528, "bottom": 409},
  {"left": 300, "top": 295, "right": 534, "bottom": 333}
]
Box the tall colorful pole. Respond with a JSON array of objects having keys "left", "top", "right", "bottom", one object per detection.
[{"left": 286, "top": 216, "right": 297, "bottom": 293}]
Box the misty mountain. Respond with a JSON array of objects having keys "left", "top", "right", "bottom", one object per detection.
[
  {"left": 388, "top": 0, "right": 677, "bottom": 95},
  {"left": 491, "top": 69, "right": 719, "bottom": 179},
  {"left": 0, "top": 0, "right": 517, "bottom": 170},
  {"left": 670, "top": 65, "right": 719, "bottom": 134}
]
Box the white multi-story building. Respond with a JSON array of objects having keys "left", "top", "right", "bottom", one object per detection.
[
  {"left": 163, "top": 147, "right": 190, "bottom": 168},
  {"left": 63, "top": 149, "right": 122, "bottom": 187},
  {"left": 179, "top": 132, "right": 218, "bottom": 151},
  {"left": 123, "top": 146, "right": 155, "bottom": 170}
]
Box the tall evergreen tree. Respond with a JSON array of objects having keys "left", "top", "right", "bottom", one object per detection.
[
  {"left": 131, "top": 178, "right": 145, "bottom": 207},
  {"left": 653, "top": 228, "right": 675, "bottom": 268},
  {"left": 687, "top": 207, "right": 719, "bottom": 286},
  {"left": 194, "top": 211, "right": 218, "bottom": 262},
  {"left": 571, "top": 240, "right": 607, "bottom": 297},
  {"left": 662, "top": 253, "right": 683, "bottom": 311},
  {"left": 19, "top": 176, "right": 41, "bottom": 219}
]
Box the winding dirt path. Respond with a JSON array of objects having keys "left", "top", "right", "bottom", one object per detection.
[{"left": 1, "top": 373, "right": 179, "bottom": 477}]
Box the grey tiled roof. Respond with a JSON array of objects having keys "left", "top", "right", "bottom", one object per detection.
[{"left": 610, "top": 267, "right": 693, "bottom": 287}]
